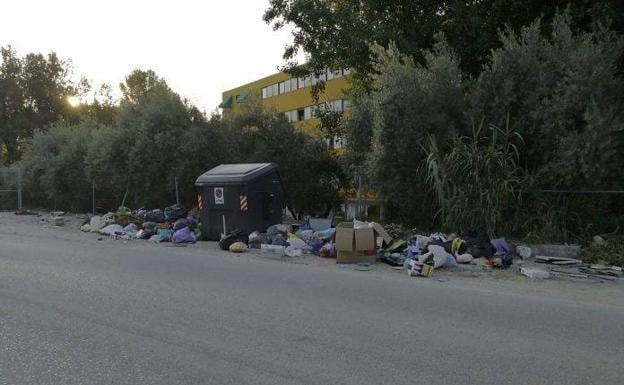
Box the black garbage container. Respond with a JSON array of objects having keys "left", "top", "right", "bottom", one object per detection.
[{"left": 195, "top": 163, "right": 285, "bottom": 240}]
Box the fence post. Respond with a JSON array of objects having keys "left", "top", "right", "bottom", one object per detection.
[
  {"left": 175, "top": 176, "right": 180, "bottom": 206},
  {"left": 16, "top": 168, "right": 22, "bottom": 210},
  {"left": 92, "top": 182, "right": 96, "bottom": 214}
]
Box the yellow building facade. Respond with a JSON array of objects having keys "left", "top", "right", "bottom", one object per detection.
[{"left": 219, "top": 68, "right": 352, "bottom": 137}]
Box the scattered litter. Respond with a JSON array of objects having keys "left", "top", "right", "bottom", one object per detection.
[
  {"left": 427, "top": 245, "right": 458, "bottom": 269},
  {"left": 285, "top": 246, "right": 303, "bottom": 257},
  {"left": 150, "top": 229, "right": 173, "bottom": 243},
  {"left": 99, "top": 224, "right": 124, "bottom": 236},
  {"left": 218, "top": 229, "right": 248, "bottom": 251},
  {"left": 260, "top": 244, "right": 286, "bottom": 255},
  {"left": 516, "top": 245, "right": 531, "bottom": 259},
  {"left": 52, "top": 216, "right": 65, "bottom": 226},
  {"left": 171, "top": 226, "right": 196, "bottom": 244},
  {"left": 354, "top": 262, "right": 372, "bottom": 271},
  {"left": 406, "top": 259, "right": 434, "bottom": 277},
  {"left": 520, "top": 267, "right": 550, "bottom": 279},
  {"left": 455, "top": 253, "right": 474, "bottom": 264},
  {"left": 535, "top": 256, "right": 582, "bottom": 265},
  {"left": 491, "top": 238, "right": 511, "bottom": 255},
  {"left": 229, "top": 242, "right": 247, "bottom": 253},
  {"left": 319, "top": 243, "right": 336, "bottom": 258}
]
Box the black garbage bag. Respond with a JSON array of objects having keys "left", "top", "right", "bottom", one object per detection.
[
  {"left": 164, "top": 204, "right": 187, "bottom": 222},
  {"left": 142, "top": 221, "right": 157, "bottom": 231},
  {"left": 461, "top": 225, "right": 495, "bottom": 258},
  {"left": 218, "top": 229, "right": 249, "bottom": 251},
  {"left": 145, "top": 209, "right": 165, "bottom": 223}
]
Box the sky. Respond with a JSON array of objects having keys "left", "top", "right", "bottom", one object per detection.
[{"left": 0, "top": 0, "right": 302, "bottom": 113}]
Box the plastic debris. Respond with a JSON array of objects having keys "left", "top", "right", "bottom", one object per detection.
[
  {"left": 520, "top": 267, "right": 550, "bottom": 279},
  {"left": 428, "top": 245, "right": 458, "bottom": 269},
  {"left": 229, "top": 242, "right": 248, "bottom": 253}
]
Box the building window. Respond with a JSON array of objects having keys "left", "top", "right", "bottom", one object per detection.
[
  {"left": 343, "top": 99, "right": 352, "bottom": 111},
  {"left": 304, "top": 106, "right": 313, "bottom": 120},
  {"left": 284, "top": 110, "right": 298, "bottom": 123},
  {"left": 297, "top": 109, "right": 305, "bottom": 121},
  {"left": 290, "top": 78, "right": 298, "bottom": 91},
  {"left": 262, "top": 87, "right": 268, "bottom": 99},
  {"left": 327, "top": 68, "right": 342, "bottom": 80}
]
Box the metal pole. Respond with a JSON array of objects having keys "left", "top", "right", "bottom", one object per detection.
[
  {"left": 16, "top": 168, "right": 22, "bottom": 210},
  {"left": 92, "top": 182, "right": 96, "bottom": 214},
  {"left": 175, "top": 176, "right": 180, "bottom": 205}
]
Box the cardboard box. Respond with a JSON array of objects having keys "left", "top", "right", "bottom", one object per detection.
[
  {"left": 335, "top": 222, "right": 378, "bottom": 264},
  {"left": 371, "top": 222, "right": 392, "bottom": 245}
]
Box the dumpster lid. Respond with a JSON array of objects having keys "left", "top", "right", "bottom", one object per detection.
[{"left": 195, "top": 163, "right": 277, "bottom": 185}]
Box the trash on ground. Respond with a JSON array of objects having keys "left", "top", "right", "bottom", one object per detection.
[
  {"left": 260, "top": 244, "right": 286, "bottom": 255},
  {"left": 171, "top": 226, "right": 196, "bottom": 244},
  {"left": 406, "top": 259, "right": 434, "bottom": 277},
  {"left": 535, "top": 256, "right": 583, "bottom": 265},
  {"left": 520, "top": 267, "right": 550, "bottom": 279},
  {"left": 516, "top": 245, "right": 532, "bottom": 260},
  {"left": 229, "top": 242, "right": 247, "bottom": 253},
  {"left": 354, "top": 262, "right": 372, "bottom": 271}
]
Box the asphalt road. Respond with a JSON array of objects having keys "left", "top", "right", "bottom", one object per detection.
[{"left": 1, "top": 218, "right": 623, "bottom": 385}]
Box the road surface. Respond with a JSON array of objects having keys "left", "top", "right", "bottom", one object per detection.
[{"left": 0, "top": 215, "right": 623, "bottom": 385}]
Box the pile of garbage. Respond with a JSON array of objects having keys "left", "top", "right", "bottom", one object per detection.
[
  {"left": 219, "top": 221, "right": 338, "bottom": 257},
  {"left": 80, "top": 204, "right": 200, "bottom": 245},
  {"left": 380, "top": 225, "right": 518, "bottom": 277}
]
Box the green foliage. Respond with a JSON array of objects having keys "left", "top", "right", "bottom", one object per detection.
[
  {"left": 426, "top": 117, "right": 524, "bottom": 235},
  {"left": 0, "top": 46, "right": 84, "bottom": 165},
  {"left": 20, "top": 67, "right": 345, "bottom": 215},
  {"left": 348, "top": 38, "right": 465, "bottom": 225},
  {"left": 345, "top": 11, "right": 624, "bottom": 240},
  {"left": 582, "top": 235, "right": 624, "bottom": 267},
  {"left": 471, "top": 13, "right": 624, "bottom": 189},
  {"left": 21, "top": 121, "right": 101, "bottom": 210},
  {"left": 119, "top": 69, "right": 170, "bottom": 103},
  {"left": 264, "top": 1, "right": 624, "bottom": 84},
  {"left": 223, "top": 103, "right": 345, "bottom": 217}
]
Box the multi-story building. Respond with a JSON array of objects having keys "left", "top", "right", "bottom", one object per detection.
[
  {"left": 219, "top": 68, "right": 379, "bottom": 219},
  {"left": 219, "top": 68, "right": 352, "bottom": 138}
]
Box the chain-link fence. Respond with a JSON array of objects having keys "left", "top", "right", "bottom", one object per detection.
[{"left": 0, "top": 167, "right": 22, "bottom": 211}]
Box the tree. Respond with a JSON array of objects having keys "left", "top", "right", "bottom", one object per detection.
[
  {"left": 264, "top": 0, "right": 624, "bottom": 85},
  {"left": 471, "top": 13, "right": 624, "bottom": 189},
  {"left": 346, "top": 38, "right": 465, "bottom": 225},
  {"left": 120, "top": 69, "right": 170, "bottom": 104},
  {"left": 223, "top": 102, "right": 346, "bottom": 217},
  {"left": 22, "top": 120, "right": 102, "bottom": 210},
  {"left": 0, "top": 46, "right": 83, "bottom": 165}
]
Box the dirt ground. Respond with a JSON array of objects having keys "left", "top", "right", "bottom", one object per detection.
[{"left": 2, "top": 211, "right": 623, "bottom": 308}]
